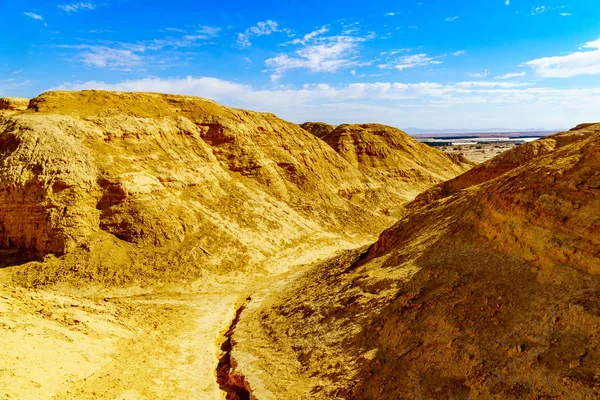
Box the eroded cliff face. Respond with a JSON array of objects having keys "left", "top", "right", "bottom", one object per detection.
[
  {"left": 0, "top": 115, "right": 101, "bottom": 254},
  {"left": 230, "top": 125, "right": 600, "bottom": 399},
  {"left": 0, "top": 90, "right": 469, "bottom": 286}
]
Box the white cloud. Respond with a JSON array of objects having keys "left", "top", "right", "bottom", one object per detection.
[
  {"left": 385, "top": 12, "right": 396, "bottom": 16},
  {"left": 505, "top": 0, "right": 510, "bottom": 5},
  {"left": 265, "top": 24, "right": 374, "bottom": 76},
  {"left": 454, "top": 81, "right": 531, "bottom": 88},
  {"left": 196, "top": 26, "right": 221, "bottom": 38},
  {"left": 58, "top": 2, "right": 96, "bottom": 13},
  {"left": 237, "top": 20, "right": 280, "bottom": 47},
  {"left": 288, "top": 26, "right": 329, "bottom": 45},
  {"left": 266, "top": 35, "right": 368, "bottom": 74},
  {"left": 58, "top": 27, "right": 220, "bottom": 69},
  {"left": 53, "top": 76, "right": 600, "bottom": 129},
  {"left": 379, "top": 52, "right": 448, "bottom": 70},
  {"left": 24, "top": 12, "right": 43, "bottom": 20},
  {"left": 524, "top": 37, "right": 600, "bottom": 78},
  {"left": 399, "top": 54, "right": 437, "bottom": 70},
  {"left": 530, "top": 6, "right": 547, "bottom": 15},
  {"left": 60, "top": 45, "right": 142, "bottom": 69},
  {"left": 495, "top": 71, "right": 526, "bottom": 79},
  {"left": 445, "top": 16, "right": 459, "bottom": 22},
  {"left": 469, "top": 69, "right": 490, "bottom": 78},
  {"left": 451, "top": 50, "right": 466, "bottom": 56},
  {"left": 560, "top": 12, "right": 572, "bottom": 16}
]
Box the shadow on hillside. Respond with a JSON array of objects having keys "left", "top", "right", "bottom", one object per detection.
[{"left": 0, "top": 249, "right": 40, "bottom": 268}]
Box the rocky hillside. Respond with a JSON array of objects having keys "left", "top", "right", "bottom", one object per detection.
[
  {"left": 320, "top": 124, "right": 473, "bottom": 208},
  {"left": 414, "top": 126, "right": 594, "bottom": 204},
  {"left": 0, "top": 97, "right": 29, "bottom": 111},
  {"left": 0, "top": 91, "right": 467, "bottom": 286},
  {"left": 299, "top": 121, "right": 337, "bottom": 139},
  {"left": 230, "top": 124, "right": 600, "bottom": 399}
]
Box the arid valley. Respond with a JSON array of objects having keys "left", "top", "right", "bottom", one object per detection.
[
  {"left": 3, "top": 2, "right": 600, "bottom": 398},
  {"left": 0, "top": 91, "right": 598, "bottom": 399}
]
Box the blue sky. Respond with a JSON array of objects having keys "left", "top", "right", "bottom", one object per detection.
[{"left": 2, "top": 0, "right": 600, "bottom": 130}]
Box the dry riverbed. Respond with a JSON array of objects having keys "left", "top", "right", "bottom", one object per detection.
[{"left": 0, "top": 238, "right": 370, "bottom": 400}]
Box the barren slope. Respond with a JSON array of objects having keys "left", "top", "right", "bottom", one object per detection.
[
  {"left": 414, "top": 125, "right": 595, "bottom": 204},
  {"left": 231, "top": 125, "right": 600, "bottom": 399},
  {"left": 0, "top": 97, "right": 29, "bottom": 111},
  {"left": 319, "top": 124, "right": 473, "bottom": 211},
  {"left": 299, "top": 122, "right": 337, "bottom": 139}
]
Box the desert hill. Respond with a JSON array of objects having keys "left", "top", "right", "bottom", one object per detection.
[
  {"left": 0, "top": 90, "right": 468, "bottom": 288},
  {"left": 319, "top": 123, "right": 473, "bottom": 206},
  {"left": 299, "top": 121, "right": 337, "bottom": 139},
  {"left": 414, "top": 125, "right": 595, "bottom": 205},
  {"left": 228, "top": 124, "right": 600, "bottom": 399},
  {"left": 0, "top": 97, "right": 29, "bottom": 111}
]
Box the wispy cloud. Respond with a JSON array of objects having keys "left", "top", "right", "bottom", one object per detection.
[
  {"left": 505, "top": 0, "right": 510, "bottom": 5},
  {"left": 59, "top": 26, "right": 220, "bottom": 70},
  {"left": 60, "top": 45, "right": 142, "bottom": 69},
  {"left": 528, "top": 5, "right": 569, "bottom": 16},
  {"left": 530, "top": 6, "right": 548, "bottom": 16},
  {"left": 287, "top": 26, "right": 329, "bottom": 45},
  {"left": 469, "top": 69, "right": 490, "bottom": 78},
  {"left": 445, "top": 16, "right": 459, "bottom": 22},
  {"left": 58, "top": 2, "right": 96, "bottom": 13},
  {"left": 24, "top": 12, "right": 43, "bottom": 20},
  {"left": 266, "top": 35, "right": 370, "bottom": 79},
  {"left": 265, "top": 24, "right": 374, "bottom": 80},
  {"left": 524, "top": 37, "right": 600, "bottom": 78},
  {"left": 379, "top": 53, "right": 441, "bottom": 70},
  {"left": 237, "top": 20, "right": 281, "bottom": 47},
  {"left": 495, "top": 71, "right": 526, "bottom": 79},
  {"left": 378, "top": 49, "right": 464, "bottom": 71},
  {"left": 385, "top": 12, "right": 396, "bottom": 16}
]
